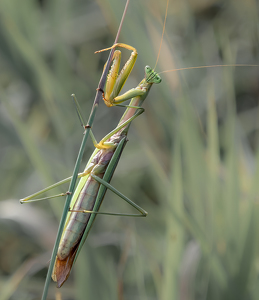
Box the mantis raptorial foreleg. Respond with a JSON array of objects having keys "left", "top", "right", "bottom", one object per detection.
[
  {"left": 95, "top": 43, "right": 138, "bottom": 107},
  {"left": 96, "top": 43, "right": 161, "bottom": 109}
]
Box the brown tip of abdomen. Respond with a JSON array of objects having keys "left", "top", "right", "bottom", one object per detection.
[{"left": 52, "top": 251, "right": 76, "bottom": 288}]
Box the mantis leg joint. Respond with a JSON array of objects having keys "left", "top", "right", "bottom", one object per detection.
[
  {"left": 63, "top": 191, "right": 72, "bottom": 196},
  {"left": 96, "top": 87, "right": 104, "bottom": 94}
]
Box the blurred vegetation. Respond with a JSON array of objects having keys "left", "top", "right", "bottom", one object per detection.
[{"left": 0, "top": 0, "right": 259, "bottom": 299}]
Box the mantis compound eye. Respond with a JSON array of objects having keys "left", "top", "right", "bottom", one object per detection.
[
  {"left": 154, "top": 74, "right": 162, "bottom": 83},
  {"left": 145, "top": 66, "right": 152, "bottom": 72}
]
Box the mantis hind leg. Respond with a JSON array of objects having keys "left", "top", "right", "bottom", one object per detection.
[{"left": 70, "top": 138, "right": 147, "bottom": 218}]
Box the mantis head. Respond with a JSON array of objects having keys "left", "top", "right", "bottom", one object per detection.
[{"left": 145, "top": 66, "right": 162, "bottom": 84}]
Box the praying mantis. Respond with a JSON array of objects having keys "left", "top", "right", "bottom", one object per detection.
[
  {"left": 17, "top": 0, "right": 259, "bottom": 297},
  {"left": 20, "top": 42, "right": 162, "bottom": 287}
]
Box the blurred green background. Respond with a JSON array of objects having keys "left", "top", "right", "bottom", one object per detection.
[{"left": 1, "top": 0, "right": 259, "bottom": 299}]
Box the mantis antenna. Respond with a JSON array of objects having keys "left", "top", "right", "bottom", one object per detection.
[
  {"left": 154, "top": 0, "right": 169, "bottom": 70},
  {"left": 159, "top": 64, "right": 259, "bottom": 74}
]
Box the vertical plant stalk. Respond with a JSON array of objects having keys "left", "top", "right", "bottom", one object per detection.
[{"left": 41, "top": 1, "right": 131, "bottom": 299}]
